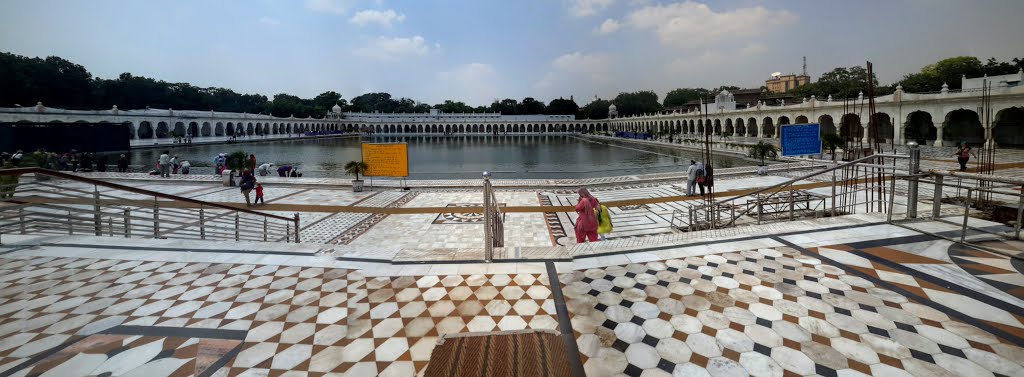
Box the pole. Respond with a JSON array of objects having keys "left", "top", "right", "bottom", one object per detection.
[
  {"left": 263, "top": 217, "right": 268, "bottom": 242},
  {"left": 153, "top": 197, "right": 160, "bottom": 238},
  {"left": 830, "top": 171, "right": 837, "bottom": 217},
  {"left": 483, "top": 173, "right": 494, "bottom": 262},
  {"left": 293, "top": 213, "right": 301, "bottom": 243},
  {"left": 19, "top": 208, "right": 25, "bottom": 234},
  {"left": 93, "top": 185, "right": 102, "bottom": 236},
  {"left": 961, "top": 189, "right": 971, "bottom": 243},
  {"left": 906, "top": 142, "right": 920, "bottom": 218},
  {"left": 124, "top": 208, "right": 131, "bottom": 238},
  {"left": 199, "top": 207, "right": 206, "bottom": 240},
  {"left": 932, "top": 175, "right": 944, "bottom": 218},
  {"left": 234, "top": 212, "right": 240, "bottom": 241},
  {"left": 1016, "top": 185, "right": 1023, "bottom": 240}
]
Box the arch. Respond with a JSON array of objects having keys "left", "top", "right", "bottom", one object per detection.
[
  {"left": 689, "top": 120, "right": 696, "bottom": 134},
  {"left": 697, "top": 120, "right": 705, "bottom": 134},
  {"left": 994, "top": 107, "right": 1024, "bottom": 149},
  {"left": 761, "top": 117, "right": 775, "bottom": 138},
  {"left": 173, "top": 122, "right": 186, "bottom": 137},
  {"left": 778, "top": 116, "right": 791, "bottom": 126},
  {"left": 872, "top": 113, "right": 894, "bottom": 143},
  {"left": 215, "top": 122, "right": 224, "bottom": 136},
  {"left": 226, "top": 122, "right": 235, "bottom": 136},
  {"left": 904, "top": 111, "right": 936, "bottom": 145},
  {"left": 157, "top": 122, "right": 171, "bottom": 138},
  {"left": 458, "top": 124, "right": 465, "bottom": 133},
  {"left": 795, "top": 115, "right": 809, "bottom": 124},
  {"left": 201, "top": 122, "right": 211, "bottom": 137},
  {"left": 255, "top": 122, "right": 263, "bottom": 135},
  {"left": 747, "top": 118, "right": 758, "bottom": 137},
  {"left": 138, "top": 121, "right": 154, "bottom": 139},
  {"left": 724, "top": 119, "right": 734, "bottom": 136},
  {"left": 188, "top": 121, "right": 199, "bottom": 137},
  {"left": 713, "top": 119, "right": 722, "bottom": 135},
  {"left": 418, "top": 125, "right": 424, "bottom": 133},
  {"left": 943, "top": 109, "right": 984, "bottom": 146},
  {"left": 819, "top": 115, "right": 836, "bottom": 135},
  {"left": 735, "top": 118, "right": 745, "bottom": 136},
  {"left": 246, "top": 123, "right": 254, "bottom": 135},
  {"left": 840, "top": 114, "right": 863, "bottom": 140}
]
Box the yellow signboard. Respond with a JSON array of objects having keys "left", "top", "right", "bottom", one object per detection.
[{"left": 361, "top": 143, "right": 409, "bottom": 177}]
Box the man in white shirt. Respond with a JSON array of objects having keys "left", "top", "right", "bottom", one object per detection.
[
  {"left": 257, "top": 163, "right": 274, "bottom": 176},
  {"left": 158, "top": 151, "right": 170, "bottom": 177},
  {"left": 685, "top": 160, "right": 698, "bottom": 196}
]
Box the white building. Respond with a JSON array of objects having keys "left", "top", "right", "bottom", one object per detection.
[{"left": 962, "top": 69, "right": 1023, "bottom": 90}]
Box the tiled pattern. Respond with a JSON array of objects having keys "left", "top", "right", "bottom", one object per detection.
[
  {"left": 330, "top": 192, "right": 418, "bottom": 245},
  {"left": 560, "top": 246, "right": 1024, "bottom": 377}
]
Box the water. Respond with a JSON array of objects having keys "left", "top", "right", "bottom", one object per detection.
[{"left": 128, "top": 135, "right": 755, "bottom": 179}]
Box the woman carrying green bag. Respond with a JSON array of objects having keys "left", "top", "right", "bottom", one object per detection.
[{"left": 596, "top": 203, "right": 613, "bottom": 241}]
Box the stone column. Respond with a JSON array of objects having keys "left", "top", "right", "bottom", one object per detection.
[{"left": 935, "top": 125, "right": 944, "bottom": 147}]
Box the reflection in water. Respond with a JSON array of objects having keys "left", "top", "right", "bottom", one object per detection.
[{"left": 127, "top": 135, "right": 754, "bottom": 179}]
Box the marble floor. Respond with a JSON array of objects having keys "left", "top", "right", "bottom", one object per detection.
[{"left": 0, "top": 220, "right": 1022, "bottom": 376}]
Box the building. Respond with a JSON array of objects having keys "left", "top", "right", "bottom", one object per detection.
[
  {"left": 325, "top": 105, "right": 573, "bottom": 123},
  {"left": 962, "top": 69, "right": 1023, "bottom": 90},
  {"left": 766, "top": 74, "right": 810, "bottom": 93},
  {"left": 661, "top": 88, "right": 765, "bottom": 114}
]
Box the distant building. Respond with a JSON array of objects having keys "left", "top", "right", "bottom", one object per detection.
[
  {"left": 661, "top": 88, "right": 764, "bottom": 114},
  {"left": 962, "top": 69, "right": 1023, "bottom": 90},
  {"left": 766, "top": 74, "right": 810, "bottom": 93}
]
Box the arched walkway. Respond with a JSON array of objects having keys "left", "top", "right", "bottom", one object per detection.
[
  {"left": 840, "top": 114, "right": 863, "bottom": 140},
  {"left": 173, "top": 122, "right": 186, "bottom": 137},
  {"left": 735, "top": 118, "right": 745, "bottom": 136},
  {"left": 762, "top": 117, "right": 775, "bottom": 138},
  {"left": 943, "top": 109, "right": 984, "bottom": 146},
  {"left": 795, "top": 115, "right": 809, "bottom": 124},
  {"left": 188, "top": 122, "right": 199, "bottom": 137},
  {"left": 156, "top": 122, "right": 170, "bottom": 138},
  {"left": 215, "top": 122, "right": 224, "bottom": 136},
  {"left": 819, "top": 115, "right": 836, "bottom": 135},
  {"left": 138, "top": 121, "right": 154, "bottom": 139},
  {"left": 872, "top": 113, "right": 894, "bottom": 143},
  {"left": 904, "top": 111, "right": 936, "bottom": 145},
  {"left": 201, "top": 122, "right": 211, "bottom": 137},
  {"left": 713, "top": 119, "right": 722, "bottom": 135},
  {"left": 747, "top": 118, "right": 757, "bottom": 137},
  {"left": 994, "top": 107, "right": 1024, "bottom": 149},
  {"left": 724, "top": 119, "right": 734, "bottom": 136}
]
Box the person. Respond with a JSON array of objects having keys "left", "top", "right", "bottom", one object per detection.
[
  {"left": 117, "top": 154, "right": 129, "bottom": 173},
  {"left": 694, "top": 161, "right": 706, "bottom": 196},
  {"left": 0, "top": 161, "right": 19, "bottom": 199},
  {"left": 248, "top": 154, "right": 257, "bottom": 172},
  {"left": 170, "top": 155, "right": 179, "bottom": 174},
  {"left": 257, "top": 163, "right": 274, "bottom": 177},
  {"left": 10, "top": 150, "right": 23, "bottom": 166},
  {"left": 214, "top": 153, "right": 226, "bottom": 176},
  {"left": 80, "top": 152, "right": 93, "bottom": 172},
  {"left": 290, "top": 167, "right": 301, "bottom": 178},
  {"left": 277, "top": 165, "right": 292, "bottom": 177},
  {"left": 96, "top": 154, "right": 108, "bottom": 172},
  {"left": 954, "top": 142, "right": 975, "bottom": 172},
  {"left": 574, "top": 188, "right": 600, "bottom": 243},
  {"left": 597, "top": 201, "right": 613, "bottom": 241},
  {"left": 180, "top": 160, "right": 191, "bottom": 174},
  {"left": 70, "top": 151, "right": 79, "bottom": 172},
  {"left": 685, "top": 160, "right": 698, "bottom": 196},
  {"left": 158, "top": 151, "right": 171, "bottom": 177},
  {"left": 254, "top": 182, "right": 264, "bottom": 205},
  {"left": 239, "top": 170, "right": 256, "bottom": 205}
]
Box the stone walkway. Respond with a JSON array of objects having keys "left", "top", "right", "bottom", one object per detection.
[{"left": 0, "top": 217, "right": 1022, "bottom": 376}]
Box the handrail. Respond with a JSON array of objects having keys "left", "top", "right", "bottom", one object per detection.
[{"left": 0, "top": 167, "right": 293, "bottom": 221}]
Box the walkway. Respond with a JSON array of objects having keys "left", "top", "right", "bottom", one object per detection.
[
  {"left": 0, "top": 216, "right": 1021, "bottom": 376},
  {"left": 129, "top": 133, "right": 357, "bottom": 149}
]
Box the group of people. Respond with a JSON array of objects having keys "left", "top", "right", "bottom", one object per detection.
[
  {"left": 156, "top": 151, "right": 191, "bottom": 177},
  {"left": 238, "top": 169, "right": 264, "bottom": 206},
  {"left": 0, "top": 148, "right": 122, "bottom": 173}
]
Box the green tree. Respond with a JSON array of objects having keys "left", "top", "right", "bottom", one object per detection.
[
  {"left": 612, "top": 91, "right": 661, "bottom": 117},
  {"left": 545, "top": 97, "right": 579, "bottom": 116},
  {"left": 344, "top": 160, "right": 368, "bottom": 181},
  {"left": 792, "top": 66, "right": 879, "bottom": 99},
  {"left": 434, "top": 100, "right": 474, "bottom": 113},
  {"left": 312, "top": 91, "right": 345, "bottom": 114},
  {"left": 578, "top": 98, "right": 611, "bottom": 119},
  {"left": 519, "top": 97, "right": 545, "bottom": 114},
  {"left": 747, "top": 141, "right": 778, "bottom": 166},
  {"left": 821, "top": 133, "right": 844, "bottom": 161},
  {"left": 663, "top": 88, "right": 711, "bottom": 107}
]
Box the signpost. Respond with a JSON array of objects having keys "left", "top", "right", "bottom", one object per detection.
[
  {"left": 780, "top": 123, "right": 822, "bottom": 157},
  {"left": 361, "top": 142, "right": 409, "bottom": 189}
]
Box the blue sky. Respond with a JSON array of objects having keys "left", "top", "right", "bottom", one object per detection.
[{"left": 1, "top": 0, "right": 1022, "bottom": 106}]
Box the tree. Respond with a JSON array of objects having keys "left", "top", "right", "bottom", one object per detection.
[
  {"left": 663, "top": 88, "right": 711, "bottom": 107},
  {"left": 545, "top": 97, "right": 579, "bottom": 116},
  {"left": 434, "top": 100, "right": 474, "bottom": 113},
  {"left": 312, "top": 91, "right": 345, "bottom": 114},
  {"left": 519, "top": 97, "right": 545, "bottom": 115},
  {"left": 578, "top": 98, "right": 611, "bottom": 119},
  {"left": 821, "top": 133, "right": 844, "bottom": 161},
  {"left": 344, "top": 160, "right": 368, "bottom": 181},
  {"left": 612, "top": 91, "right": 661, "bottom": 117},
  {"left": 747, "top": 141, "right": 778, "bottom": 166},
  {"left": 792, "top": 66, "right": 878, "bottom": 99}
]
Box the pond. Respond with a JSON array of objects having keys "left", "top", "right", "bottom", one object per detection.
[{"left": 128, "top": 135, "right": 756, "bottom": 179}]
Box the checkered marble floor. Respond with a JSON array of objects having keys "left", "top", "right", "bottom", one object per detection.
[{"left": 560, "top": 244, "right": 1024, "bottom": 377}]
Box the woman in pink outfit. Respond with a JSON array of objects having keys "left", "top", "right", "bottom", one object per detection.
[{"left": 575, "top": 188, "right": 600, "bottom": 243}]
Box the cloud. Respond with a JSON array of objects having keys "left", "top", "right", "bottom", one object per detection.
[
  {"left": 739, "top": 43, "right": 768, "bottom": 57},
  {"left": 305, "top": 0, "right": 351, "bottom": 15},
  {"left": 535, "top": 52, "right": 614, "bottom": 100},
  {"left": 258, "top": 17, "right": 280, "bottom": 27},
  {"left": 595, "top": 19, "right": 620, "bottom": 35},
  {"left": 350, "top": 9, "right": 406, "bottom": 27},
  {"left": 353, "top": 35, "right": 439, "bottom": 62},
  {"left": 566, "top": 0, "right": 615, "bottom": 18},
  {"left": 625, "top": 1, "right": 797, "bottom": 48},
  {"left": 437, "top": 63, "right": 501, "bottom": 105}
]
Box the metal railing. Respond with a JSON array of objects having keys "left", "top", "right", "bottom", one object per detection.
[
  {"left": 482, "top": 173, "right": 505, "bottom": 262},
  {"left": 0, "top": 168, "right": 300, "bottom": 244}
]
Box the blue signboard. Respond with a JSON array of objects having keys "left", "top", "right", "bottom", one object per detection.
[{"left": 780, "top": 123, "right": 822, "bottom": 156}]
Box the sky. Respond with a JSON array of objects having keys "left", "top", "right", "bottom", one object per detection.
[{"left": 1, "top": 0, "right": 1022, "bottom": 107}]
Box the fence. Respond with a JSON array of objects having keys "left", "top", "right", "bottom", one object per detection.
[{"left": 0, "top": 168, "right": 300, "bottom": 244}]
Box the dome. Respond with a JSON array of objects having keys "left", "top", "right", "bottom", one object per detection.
[
  {"left": 331, "top": 104, "right": 342, "bottom": 113},
  {"left": 608, "top": 104, "right": 617, "bottom": 110}
]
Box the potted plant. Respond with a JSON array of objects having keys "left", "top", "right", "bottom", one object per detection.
[
  {"left": 821, "top": 133, "right": 844, "bottom": 161},
  {"left": 747, "top": 141, "right": 778, "bottom": 166},
  {"left": 345, "top": 160, "right": 369, "bottom": 192},
  {"left": 224, "top": 150, "right": 248, "bottom": 186}
]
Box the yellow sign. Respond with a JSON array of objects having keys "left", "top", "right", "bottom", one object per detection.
[{"left": 361, "top": 143, "right": 409, "bottom": 177}]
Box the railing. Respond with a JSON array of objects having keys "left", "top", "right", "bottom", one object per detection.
[
  {"left": 482, "top": 173, "right": 505, "bottom": 262},
  {"left": 671, "top": 153, "right": 909, "bottom": 231},
  {"left": 0, "top": 168, "right": 300, "bottom": 244}
]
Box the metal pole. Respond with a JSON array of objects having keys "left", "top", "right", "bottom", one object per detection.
[
  {"left": 887, "top": 171, "right": 898, "bottom": 223},
  {"left": 108, "top": 218, "right": 113, "bottom": 236},
  {"left": 153, "top": 197, "right": 160, "bottom": 238},
  {"left": 1016, "top": 185, "right": 1024, "bottom": 240},
  {"left": 234, "top": 212, "right": 240, "bottom": 241},
  {"left": 961, "top": 188, "right": 972, "bottom": 243},
  {"left": 67, "top": 210, "right": 73, "bottom": 235},
  {"left": 483, "top": 173, "right": 494, "bottom": 262},
  {"left": 788, "top": 193, "right": 795, "bottom": 221},
  {"left": 831, "top": 171, "right": 836, "bottom": 217},
  {"left": 124, "top": 208, "right": 131, "bottom": 238},
  {"left": 293, "top": 213, "right": 300, "bottom": 243},
  {"left": 93, "top": 186, "right": 102, "bottom": 236},
  {"left": 263, "top": 217, "right": 268, "bottom": 242},
  {"left": 286, "top": 224, "right": 291, "bottom": 243},
  {"left": 757, "top": 202, "right": 763, "bottom": 225},
  {"left": 906, "top": 142, "right": 920, "bottom": 218},
  {"left": 18, "top": 208, "right": 25, "bottom": 234},
  {"left": 199, "top": 207, "right": 206, "bottom": 240},
  {"left": 932, "top": 175, "right": 944, "bottom": 219}
]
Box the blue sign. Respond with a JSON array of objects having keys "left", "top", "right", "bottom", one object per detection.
[{"left": 780, "top": 123, "right": 822, "bottom": 156}]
